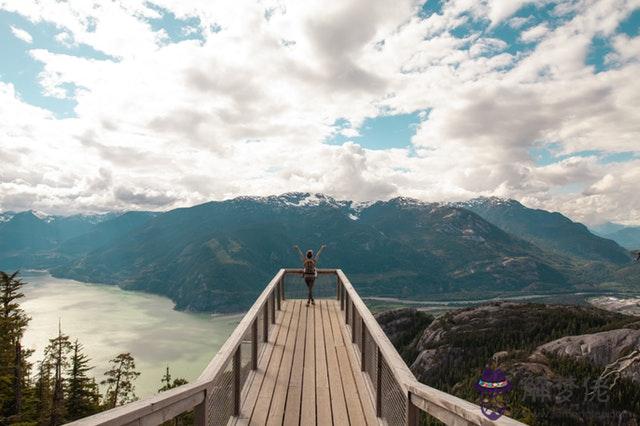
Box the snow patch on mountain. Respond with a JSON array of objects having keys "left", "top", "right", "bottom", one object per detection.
[
  {"left": 31, "top": 210, "right": 55, "bottom": 223},
  {"left": 453, "top": 196, "right": 520, "bottom": 209},
  {"left": 351, "top": 200, "right": 376, "bottom": 212}
]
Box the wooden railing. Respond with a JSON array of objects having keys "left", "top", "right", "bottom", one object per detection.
[
  {"left": 335, "top": 270, "right": 524, "bottom": 426},
  {"left": 69, "top": 269, "right": 525, "bottom": 426}
]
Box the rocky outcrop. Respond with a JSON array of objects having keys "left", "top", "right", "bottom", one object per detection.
[
  {"left": 410, "top": 346, "right": 466, "bottom": 384},
  {"left": 386, "top": 301, "right": 637, "bottom": 393},
  {"left": 377, "top": 302, "right": 640, "bottom": 425},
  {"left": 532, "top": 328, "right": 640, "bottom": 384},
  {"left": 534, "top": 328, "right": 640, "bottom": 366}
]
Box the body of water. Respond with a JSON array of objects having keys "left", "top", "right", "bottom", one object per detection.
[{"left": 20, "top": 271, "right": 241, "bottom": 398}]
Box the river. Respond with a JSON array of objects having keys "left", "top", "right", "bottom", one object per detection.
[{"left": 20, "top": 271, "right": 241, "bottom": 398}]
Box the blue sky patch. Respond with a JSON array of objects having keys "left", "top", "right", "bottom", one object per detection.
[
  {"left": 327, "top": 112, "right": 426, "bottom": 150},
  {"left": 146, "top": 4, "right": 205, "bottom": 43},
  {"left": 617, "top": 8, "right": 640, "bottom": 37},
  {"left": 419, "top": 0, "right": 444, "bottom": 19},
  {"left": 486, "top": 3, "right": 573, "bottom": 57},
  {"left": 586, "top": 35, "right": 614, "bottom": 73},
  {"left": 599, "top": 151, "right": 638, "bottom": 164},
  {"left": 450, "top": 14, "right": 484, "bottom": 39},
  {"left": 0, "top": 11, "right": 113, "bottom": 118},
  {"left": 530, "top": 145, "right": 638, "bottom": 166}
]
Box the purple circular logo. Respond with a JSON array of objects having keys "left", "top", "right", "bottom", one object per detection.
[{"left": 475, "top": 368, "right": 512, "bottom": 420}]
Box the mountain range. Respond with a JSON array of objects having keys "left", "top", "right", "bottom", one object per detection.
[
  {"left": 0, "top": 193, "right": 638, "bottom": 312},
  {"left": 591, "top": 222, "right": 640, "bottom": 251}
]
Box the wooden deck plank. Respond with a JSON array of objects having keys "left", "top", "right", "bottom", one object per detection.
[
  {"left": 328, "top": 300, "right": 379, "bottom": 426},
  {"left": 321, "top": 300, "right": 349, "bottom": 425},
  {"left": 249, "top": 300, "right": 296, "bottom": 425},
  {"left": 315, "top": 301, "right": 332, "bottom": 426},
  {"left": 239, "top": 299, "right": 377, "bottom": 426},
  {"left": 283, "top": 300, "right": 308, "bottom": 425},
  {"left": 266, "top": 300, "right": 302, "bottom": 426},
  {"left": 300, "top": 300, "right": 316, "bottom": 426},
  {"left": 234, "top": 301, "right": 290, "bottom": 426},
  {"left": 327, "top": 300, "right": 368, "bottom": 426}
]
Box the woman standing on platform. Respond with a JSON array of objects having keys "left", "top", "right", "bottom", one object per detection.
[{"left": 293, "top": 244, "right": 326, "bottom": 306}]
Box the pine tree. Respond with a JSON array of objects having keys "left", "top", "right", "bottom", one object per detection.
[
  {"left": 159, "top": 366, "right": 172, "bottom": 393},
  {"left": 66, "top": 340, "right": 99, "bottom": 420},
  {"left": 159, "top": 366, "right": 190, "bottom": 426},
  {"left": 101, "top": 353, "right": 140, "bottom": 408},
  {"left": 159, "top": 366, "right": 188, "bottom": 392},
  {"left": 0, "top": 270, "right": 31, "bottom": 423},
  {"left": 44, "top": 323, "right": 72, "bottom": 426},
  {"left": 34, "top": 360, "right": 53, "bottom": 425}
]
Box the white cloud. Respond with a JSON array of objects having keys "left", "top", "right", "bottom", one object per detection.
[
  {"left": 10, "top": 25, "right": 33, "bottom": 43},
  {"left": 607, "top": 34, "right": 640, "bottom": 65},
  {"left": 0, "top": 0, "right": 639, "bottom": 226},
  {"left": 520, "top": 24, "right": 549, "bottom": 42},
  {"left": 509, "top": 16, "right": 533, "bottom": 29},
  {"left": 486, "top": 0, "right": 534, "bottom": 28}
]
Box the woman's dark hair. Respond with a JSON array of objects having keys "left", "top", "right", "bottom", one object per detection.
[{"left": 306, "top": 250, "right": 313, "bottom": 259}]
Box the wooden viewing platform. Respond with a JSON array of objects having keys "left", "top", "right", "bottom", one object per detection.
[{"left": 69, "top": 269, "right": 525, "bottom": 426}]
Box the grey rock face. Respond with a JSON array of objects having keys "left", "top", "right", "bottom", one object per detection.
[
  {"left": 534, "top": 328, "right": 640, "bottom": 367},
  {"left": 531, "top": 328, "right": 640, "bottom": 385}
]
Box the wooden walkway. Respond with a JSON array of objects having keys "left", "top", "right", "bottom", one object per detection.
[
  {"left": 234, "top": 299, "right": 377, "bottom": 426},
  {"left": 69, "top": 269, "right": 525, "bottom": 426}
]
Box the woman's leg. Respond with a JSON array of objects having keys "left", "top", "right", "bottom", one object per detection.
[
  {"left": 305, "top": 277, "right": 313, "bottom": 304},
  {"left": 309, "top": 278, "right": 315, "bottom": 303}
]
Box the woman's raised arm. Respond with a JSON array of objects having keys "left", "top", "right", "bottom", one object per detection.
[
  {"left": 293, "top": 245, "right": 305, "bottom": 262},
  {"left": 315, "top": 244, "right": 326, "bottom": 261}
]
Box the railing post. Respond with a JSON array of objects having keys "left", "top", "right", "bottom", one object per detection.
[
  {"left": 336, "top": 274, "right": 340, "bottom": 300},
  {"left": 376, "top": 347, "right": 382, "bottom": 418},
  {"left": 271, "top": 292, "right": 276, "bottom": 324},
  {"left": 251, "top": 319, "right": 258, "bottom": 370},
  {"left": 345, "top": 293, "right": 350, "bottom": 325},
  {"left": 361, "top": 318, "right": 366, "bottom": 371},
  {"left": 276, "top": 279, "right": 282, "bottom": 311},
  {"left": 263, "top": 302, "right": 269, "bottom": 342},
  {"left": 282, "top": 275, "right": 286, "bottom": 301},
  {"left": 340, "top": 284, "right": 344, "bottom": 310},
  {"left": 194, "top": 397, "right": 206, "bottom": 426},
  {"left": 407, "top": 393, "right": 419, "bottom": 426},
  {"left": 351, "top": 306, "right": 357, "bottom": 344},
  {"left": 233, "top": 347, "right": 241, "bottom": 416}
]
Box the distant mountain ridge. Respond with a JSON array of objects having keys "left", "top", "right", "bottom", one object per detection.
[
  {"left": 0, "top": 210, "right": 124, "bottom": 268},
  {"left": 590, "top": 222, "right": 640, "bottom": 251},
  {"left": 456, "top": 197, "right": 632, "bottom": 265},
  {"left": 0, "top": 193, "right": 638, "bottom": 312}
]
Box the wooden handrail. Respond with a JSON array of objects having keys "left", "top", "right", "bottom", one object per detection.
[
  {"left": 336, "top": 270, "right": 526, "bottom": 426},
  {"left": 337, "top": 270, "right": 416, "bottom": 392},
  {"left": 409, "top": 382, "right": 525, "bottom": 426},
  {"left": 199, "top": 269, "right": 285, "bottom": 381},
  {"left": 66, "top": 380, "right": 208, "bottom": 426}
]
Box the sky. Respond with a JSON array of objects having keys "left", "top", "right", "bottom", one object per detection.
[{"left": 0, "top": 0, "right": 639, "bottom": 225}]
